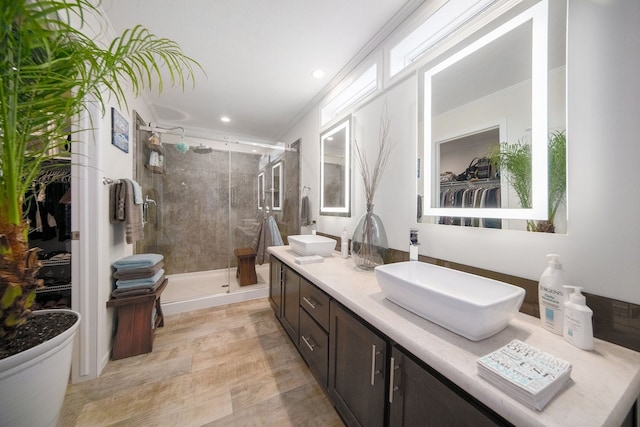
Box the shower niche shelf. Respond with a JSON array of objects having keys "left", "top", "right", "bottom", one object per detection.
[{"left": 145, "top": 164, "right": 164, "bottom": 175}]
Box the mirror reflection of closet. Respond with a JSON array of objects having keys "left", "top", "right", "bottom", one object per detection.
[
  {"left": 271, "top": 162, "right": 282, "bottom": 211},
  {"left": 438, "top": 127, "right": 503, "bottom": 228},
  {"left": 320, "top": 116, "right": 351, "bottom": 217}
]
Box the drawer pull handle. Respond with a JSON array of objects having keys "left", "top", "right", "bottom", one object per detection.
[
  {"left": 302, "top": 296, "right": 318, "bottom": 309},
  {"left": 301, "top": 335, "right": 316, "bottom": 351},
  {"left": 370, "top": 344, "right": 381, "bottom": 385}
]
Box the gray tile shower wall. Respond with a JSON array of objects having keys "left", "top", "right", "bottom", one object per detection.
[
  {"left": 161, "top": 146, "right": 261, "bottom": 273},
  {"left": 135, "top": 134, "right": 301, "bottom": 276}
]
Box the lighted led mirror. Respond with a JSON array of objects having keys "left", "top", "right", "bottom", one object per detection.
[
  {"left": 320, "top": 117, "right": 351, "bottom": 216},
  {"left": 418, "top": 0, "right": 566, "bottom": 228},
  {"left": 258, "top": 172, "right": 265, "bottom": 209},
  {"left": 272, "top": 162, "right": 282, "bottom": 211}
]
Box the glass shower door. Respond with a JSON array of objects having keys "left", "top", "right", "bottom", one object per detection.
[
  {"left": 134, "top": 113, "right": 299, "bottom": 305},
  {"left": 134, "top": 116, "right": 231, "bottom": 302}
]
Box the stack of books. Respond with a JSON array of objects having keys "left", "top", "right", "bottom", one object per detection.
[{"left": 477, "top": 339, "right": 572, "bottom": 411}]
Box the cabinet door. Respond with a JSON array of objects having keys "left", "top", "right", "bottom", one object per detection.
[
  {"left": 281, "top": 265, "right": 300, "bottom": 345},
  {"left": 269, "top": 256, "right": 282, "bottom": 317},
  {"left": 389, "top": 346, "right": 508, "bottom": 427},
  {"left": 329, "top": 301, "right": 386, "bottom": 427}
]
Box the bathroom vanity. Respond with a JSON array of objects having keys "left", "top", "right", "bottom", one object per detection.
[{"left": 268, "top": 246, "right": 640, "bottom": 427}]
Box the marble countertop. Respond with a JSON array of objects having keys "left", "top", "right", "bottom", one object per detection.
[{"left": 268, "top": 246, "right": 640, "bottom": 427}]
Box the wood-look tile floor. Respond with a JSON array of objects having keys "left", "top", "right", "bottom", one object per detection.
[{"left": 58, "top": 298, "right": 344, "bottom": 426}]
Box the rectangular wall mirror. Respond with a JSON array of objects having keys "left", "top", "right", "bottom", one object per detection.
[
  {"left": 418, "top": 0, "right": 566, "bottom": 231},
  {"left": 272, "top": 162, "right": 282, "bottom": 211},
  {"left": 320, "top": 116, "right": 351, "bottom": 216}
]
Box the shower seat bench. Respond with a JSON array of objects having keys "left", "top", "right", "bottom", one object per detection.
[
  {"left": 234, "top": 247, "right": 258, "bottom": 286},
  {"left": 107, "top": 277, "right": 168, "bottom": 360}
]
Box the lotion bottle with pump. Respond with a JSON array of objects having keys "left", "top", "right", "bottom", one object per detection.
[
  {"left": 538, "top": 254, "right": 569, "bottom": 335},
  {"left": 341, "top": 226, "right": 349, "bottom": 258},
  {"left": 562, "top": 286, "right": 594, "bottom": 350}
]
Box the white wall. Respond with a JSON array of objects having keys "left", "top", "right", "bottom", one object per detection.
[
  {"left": 96, "top": 98, "right": 156, "bottom": 378},
  {"left": 71, "top": 3, "right": 158, "bottom": 382},
  {"left": 281, "top": 0, "right": 640, "bottom": 305}
]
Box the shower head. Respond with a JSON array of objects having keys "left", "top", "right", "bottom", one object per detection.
[{"left": 191, "top": 143, "right": 213, "bottom": 154}]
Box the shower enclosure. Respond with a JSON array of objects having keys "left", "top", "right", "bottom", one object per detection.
[{"left": 133, "top": 112, "right": 299, "bottom": 311}]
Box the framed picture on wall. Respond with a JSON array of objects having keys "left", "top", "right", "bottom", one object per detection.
[{"left": 111, "top": 107, "right": 129, "bottom": 153}]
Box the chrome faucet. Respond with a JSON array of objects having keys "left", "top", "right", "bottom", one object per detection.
[{"left": 409, "top": 229, "right": 420, "bottom": 261}]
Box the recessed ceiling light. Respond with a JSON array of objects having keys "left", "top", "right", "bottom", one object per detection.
[
  {"left": 220, "top": 116, "right": 231, "bottom": 123},
  {"left": 312, "top": 70, "right": 325, "bottom": 79}
]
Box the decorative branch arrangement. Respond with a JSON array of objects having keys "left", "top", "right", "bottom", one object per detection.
[
  {"left": 354, "top": 102, "right": 394, "bottom": 205},
  {"left": 351, "top": 102, "right": 394, "bottom": 270}
]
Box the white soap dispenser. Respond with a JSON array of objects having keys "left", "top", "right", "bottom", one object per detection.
[
  {"left": 341, "top": 226, "right": 349, "bottom": 258},
  {"left": 562, "top": 286, "right": 594, "bottom": 350},
  {"left": 538, "top": 254, "right": 569, "bottom": 335}
]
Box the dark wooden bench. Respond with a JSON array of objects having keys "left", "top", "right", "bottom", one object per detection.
[{"left": 234, "top": 247, "right": 258, "bottom": 286}]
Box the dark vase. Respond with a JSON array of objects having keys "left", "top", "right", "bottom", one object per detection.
[{"left": 351, "top": 204, "right": 388, "bottom": 270}]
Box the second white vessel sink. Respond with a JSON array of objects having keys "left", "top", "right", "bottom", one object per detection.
[
  {"left": 288, "top": 234, "right": 337, "bottom": 256},
  {"left": 374, "top": 261, "right": 525, "bottom": 341}
]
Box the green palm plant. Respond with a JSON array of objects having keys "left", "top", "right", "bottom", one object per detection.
[
  {"left": 490, "top": 131, "right": 567, "bottom": 232},
  {"left": 546, "top": 131, "right": 567, "bottom": 230},
  {"left": 0, "top": 0, "right": 201, "bottom": 340}
]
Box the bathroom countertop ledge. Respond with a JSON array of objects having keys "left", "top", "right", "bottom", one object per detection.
[{"left": 268, "top": 246, "right": 640, "bottom": 427}]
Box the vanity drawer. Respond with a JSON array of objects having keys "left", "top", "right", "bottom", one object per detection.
[
  {"left": 300, "top": 277, "right": 330, "bottom": 331},
  {"left": 299, "top": 309, "right": 329, "bottom": 388}
]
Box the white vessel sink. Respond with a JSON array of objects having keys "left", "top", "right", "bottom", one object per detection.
[
  {"left": 374, "top": 261, "right": 525, "bottom": 341},
  {"left": 288, "top": 235, "right": 337, "bottom": 256}
]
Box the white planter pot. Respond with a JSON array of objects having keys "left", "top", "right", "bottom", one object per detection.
[{"left": 0, "top": 309, "right": 80, "bottom": 427}]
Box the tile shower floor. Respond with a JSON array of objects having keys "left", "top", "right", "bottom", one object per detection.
[
  {"left": 162, "top": 263, "right": 271, "bottom": 303},
  {"left": 58, "top": 298, "right": 344, "bottom": 426}
]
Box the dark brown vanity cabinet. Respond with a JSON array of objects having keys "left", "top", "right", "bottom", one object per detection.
[
  {"left": 388, "top": 346, "right": 507, "bottom": 427},
  {"left": 329, "top": 301, "right": 387, "bottom": 427},
  {"left": 299, "top": 277, "right": 330, "bottom": 388},
  {"left": 270, "top": 256, "right": 300, "bottom": 344},
  {"left": 281, "top": 265, "right": 300, "bottom": 345},
  {"left": 269, "top": 256, "right": 283, "bottom": 316},
  {"left": 268, "top": 256, "right": 509, "bottom": 427}
]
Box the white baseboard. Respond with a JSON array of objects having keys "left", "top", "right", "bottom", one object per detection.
[{"left": 161, "top": 287, "right": 269, "bottom": 316}]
